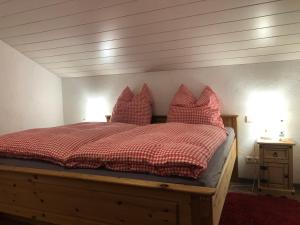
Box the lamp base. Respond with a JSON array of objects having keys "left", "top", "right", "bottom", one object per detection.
[{"left": 260, "top": 136, "right": 273, "bottom": 140}]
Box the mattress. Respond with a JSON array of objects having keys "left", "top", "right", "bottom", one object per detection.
[{"left": 0, "top": 128, "right": 234, "bottom": 188}]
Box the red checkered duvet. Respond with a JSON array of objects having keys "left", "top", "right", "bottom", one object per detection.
[
  {"left": 0, "top": 122, "right": 137, "bottom": 165},
  {"left": 66, "top": 123, "right": 227, "bottom": 179},
  {"left": 0, "top": 122, "right": 226, "bottom": 178}
]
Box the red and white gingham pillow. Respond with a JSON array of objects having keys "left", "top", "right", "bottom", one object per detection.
[
  {"left": 167, "top": 85, "right": 224, "bottom": 128},
  {"left": 111, "top": 84, "right": 153, "bottom": 125}
]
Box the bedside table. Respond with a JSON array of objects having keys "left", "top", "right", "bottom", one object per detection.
[{"left": 257, "top": 138, "right": 295, "bottom": 194}]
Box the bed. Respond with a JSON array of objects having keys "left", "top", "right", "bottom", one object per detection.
[{"left": 0, "top": 115, "right": 238, "bottom": 225}]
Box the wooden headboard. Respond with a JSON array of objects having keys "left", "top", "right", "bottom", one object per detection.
[{"left": 105, "top": 115, "right": 238, "bottom": 137}]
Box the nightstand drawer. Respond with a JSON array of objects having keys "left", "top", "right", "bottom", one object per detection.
[
  {"left": 263, "top": 148, "right": 288, "bottom": 161},
  {"left": 260, "top": 163, "right": 289, "bottom": 189}
]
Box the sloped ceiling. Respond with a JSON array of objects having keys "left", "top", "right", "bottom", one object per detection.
[{"left": 0, "top": 0, "right": 300, "bottom": 77}]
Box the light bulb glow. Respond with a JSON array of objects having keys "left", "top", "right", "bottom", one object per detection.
[
  {"left": 246, "top": 90, "right": 288, "bottom": 139},
  {"left": 85, "top": 97, "right": 109, "bottom": 122}
]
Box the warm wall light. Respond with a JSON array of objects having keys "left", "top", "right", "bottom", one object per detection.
[
  {"left": 85, "top": 97, "right": 109, "bottom": 122},
  {"left": 246, "top": 90, "right": 288, "bottom": 139}
]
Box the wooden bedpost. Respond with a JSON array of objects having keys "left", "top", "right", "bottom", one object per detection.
[{"left": 221, "top": 115, "right": 239, "bottom": 181}]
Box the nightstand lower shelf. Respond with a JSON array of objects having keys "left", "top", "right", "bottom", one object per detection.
[{"left": 258, "top": 185, "right": 295, "bottom": 195}]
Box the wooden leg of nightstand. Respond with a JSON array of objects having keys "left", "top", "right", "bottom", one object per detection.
[{"left": 258, "top": 186, "right": 296, "bottom": 198}]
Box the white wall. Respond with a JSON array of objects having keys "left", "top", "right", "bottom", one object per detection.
[
  {"left": 62, "top": 60, "right": 300, "bottom": 182},
  {"left": 0, "top": 41, "right": 64, "bottom": 134}
]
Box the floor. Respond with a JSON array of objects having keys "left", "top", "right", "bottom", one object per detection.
[
  {"left": 230, "top": 181, "right": 300, "bottom": 201},
  {"left": 1, "top": 181, "right": 299, "bottom": 225}
]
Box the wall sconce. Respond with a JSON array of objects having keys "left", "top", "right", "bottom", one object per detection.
[
  {"left": 246, "top": 90, "right": 288, "bottom": 140},
  {"left": 85, "top": 97, "right": 109, "bottom": 122}
]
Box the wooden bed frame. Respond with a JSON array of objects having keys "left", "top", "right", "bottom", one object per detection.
[{"left": 0, "top": 115, "right": 238, "bottom": 225}]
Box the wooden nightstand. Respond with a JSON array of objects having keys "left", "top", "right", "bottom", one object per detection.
[{"left": 257, "top": 138, "right": 295, "bottom": 194}]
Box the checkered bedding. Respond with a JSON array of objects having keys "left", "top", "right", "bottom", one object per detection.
[
  {"left": 66, "top": 123, "right": 227, "bottom": 178},
  {"left": 111, "top": 84, "right": 153, "bottom": 125},
  {"left": 0, "top": 122, "right": 137, "bottom": 165},
  {"left": 0, "top": 122, "right": 226, "bottom": 178},
  {"left": 167, "top": 85, "right": 224, "bottom": 128}
]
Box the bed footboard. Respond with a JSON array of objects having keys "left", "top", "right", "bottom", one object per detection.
[
  {"left": 0, "top": 139, "right": 236, "bottom": 225},
  {"left": 0, "top": 113, "right": 238, "bottom": 225}
]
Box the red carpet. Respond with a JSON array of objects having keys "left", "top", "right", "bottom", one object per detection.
[{"left": 220, "top": 192, "right": 300, "bottom": 225}]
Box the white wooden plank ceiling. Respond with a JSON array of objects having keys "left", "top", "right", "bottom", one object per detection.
[{"left": 0, "top": 0, "right": 300, "bottom": 77}]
